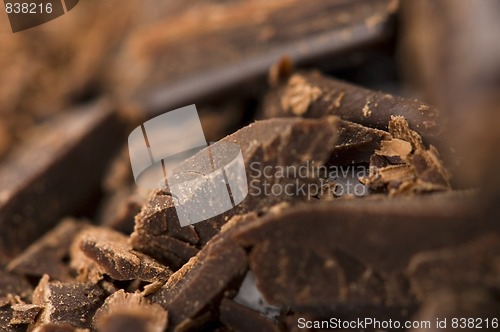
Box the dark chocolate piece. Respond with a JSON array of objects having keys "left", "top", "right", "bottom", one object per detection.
[
  {"left": 262, "top": 71, "right": 444, "bottom": 147},
  {"left": 227, "top": 195, "right": 496, "bottom": 314},
  {"left": 32, "top": 275, "right": 106, "bottom": 329},
  {"left": 0, "top": 306, "right": 24, "bottom": 332},
  {"left": 131, "top": 117, "right": 339, "bottom": 267},
  {"left": 93, "top": 290, "right": 167, "bottom": 332},
  {"left": 10, "top": 303, "right": 43, "bottom": 325},
  {"left": 219, "top": 298, "right": 279, "bottom": 332},
  {"left": 361, "top": 116, "right": 451, "bottom": 195},
  {"left": 73, "top": 227, "right": 172, "bottom": 283},
  {"left": 0, "top": 100, "right": 123, "bottom": 263},
  {"left": 8, "top": 219, "right": 87, "bottom": 281},
  {"left": 407, "top": 233, "right": 500, "bottom": 301},
  {"left": 150, "top": 238, "right": 247, "bottom": 329}
]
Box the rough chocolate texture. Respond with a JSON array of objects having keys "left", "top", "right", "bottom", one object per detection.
[
  {"left": 32, "top": 276, "right": 107, "bottom": 329},
  {"left": 8, "top": 219, "right": 87, "bottom": 281},
  {"left": 0, "top": 306, "right": 25, "bottom": 332},
  {"left": 94, "top": 290, "right": 167, "bottom": 332},
  {"left": 73, "top": 227, "right": 172, "bottom": 283},
  {"left": 10, "top": 303, "right": 43, "bottom": 325},
  {"left": 131, "top": 117, "right": 339, "bottom": 267},
  {"left": 150, "top": 238, "right": 247, "bottom": 329}
]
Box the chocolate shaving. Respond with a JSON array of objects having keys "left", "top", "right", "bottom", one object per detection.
[{"left": 72, "top": 227, "right": 172, "bottom": 283}]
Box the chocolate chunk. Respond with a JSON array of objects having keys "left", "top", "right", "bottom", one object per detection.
[
  {"left": 32, "top": 275, "right": 106, "bottom": 329},
  {"left": 262, "top": 71, "right": 444, "bottom": 147},
  {"left": 219, "top": 298, "right": 279, "bottom": 332},
  {"left": 0, "top": 306, "right": 24, "bottom": 332},
  {"left": 32, "top": 323, "right": 88, "bottom": 332},
  {"left": 93, "top": 290, "right": 167, "bottom": 332},
  {"left": 407, "top": 233, "right": 500, "bottom": 301},
  {"left": 73, "top": 227, "right": 172, "bottom": 283},
  {"left": 0, "top": 100, "right": 123, "bottom": 263},
  {"left": 10, "top": 303, "right": 43, "bottom": 325},
  {"left": 150, "top": 238, "right": 247, "bottom": 329},
  {"left": 8, "top": 219, "right": 87, "bottom": 281},
  {"left": 249, "top": 240, "right": 388, "bottom": 311},
  {"left": 131, "top": 117, "right": 339, "bottom": 266}
]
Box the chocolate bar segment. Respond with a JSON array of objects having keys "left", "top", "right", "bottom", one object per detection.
[
  {"left": 0, "top": 100, "right": 123, "bottom": 263},
  {"left": 131, "top": 117, "right": 339, "bottom": 266}
]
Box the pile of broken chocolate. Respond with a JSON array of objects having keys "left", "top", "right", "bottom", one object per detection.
[{"left": 1, "top": 69, "right": 498, "bottom": 332}]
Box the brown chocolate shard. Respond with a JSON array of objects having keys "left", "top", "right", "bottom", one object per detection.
[
  {"left": 93, "top": 290, "right": 167, "bottom": 332},
  {"left": 8, "top": 219, "right": 87, "bottom": 281},
  {"left": 0, "top": 100, "right": 123, "bottom": 263},
  {"left": 150, "top": 238, "right": 247, "bottom": 329},
  {"left": 219, "top": 298, "right": 279, "bottom": 332},
  {"left": 32, "top": 275, "right": 106, "bottom": 329},
  {"left": 262, "top": 71, "right": 443, "bottom": 147},
  {"left": 407, "top": 233, "right": 500, "bottom": 301},
  {"left": 117, "top": 0, "right": 398, "bottom": 116},
  {"left": 73, "top": 227, "right": 172, "bottom": 283},
  {"left": 0, "top": 306, "right": 24, "bottom": 332},
  {"left": 131, "top": 117, "right": 339, "bottom": 267},
  {"left": 362, "top": 116, "right": 451, "bottom": 195},
  {"left": 10, "top": 303, "right": 43, "bottom": 325}
]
